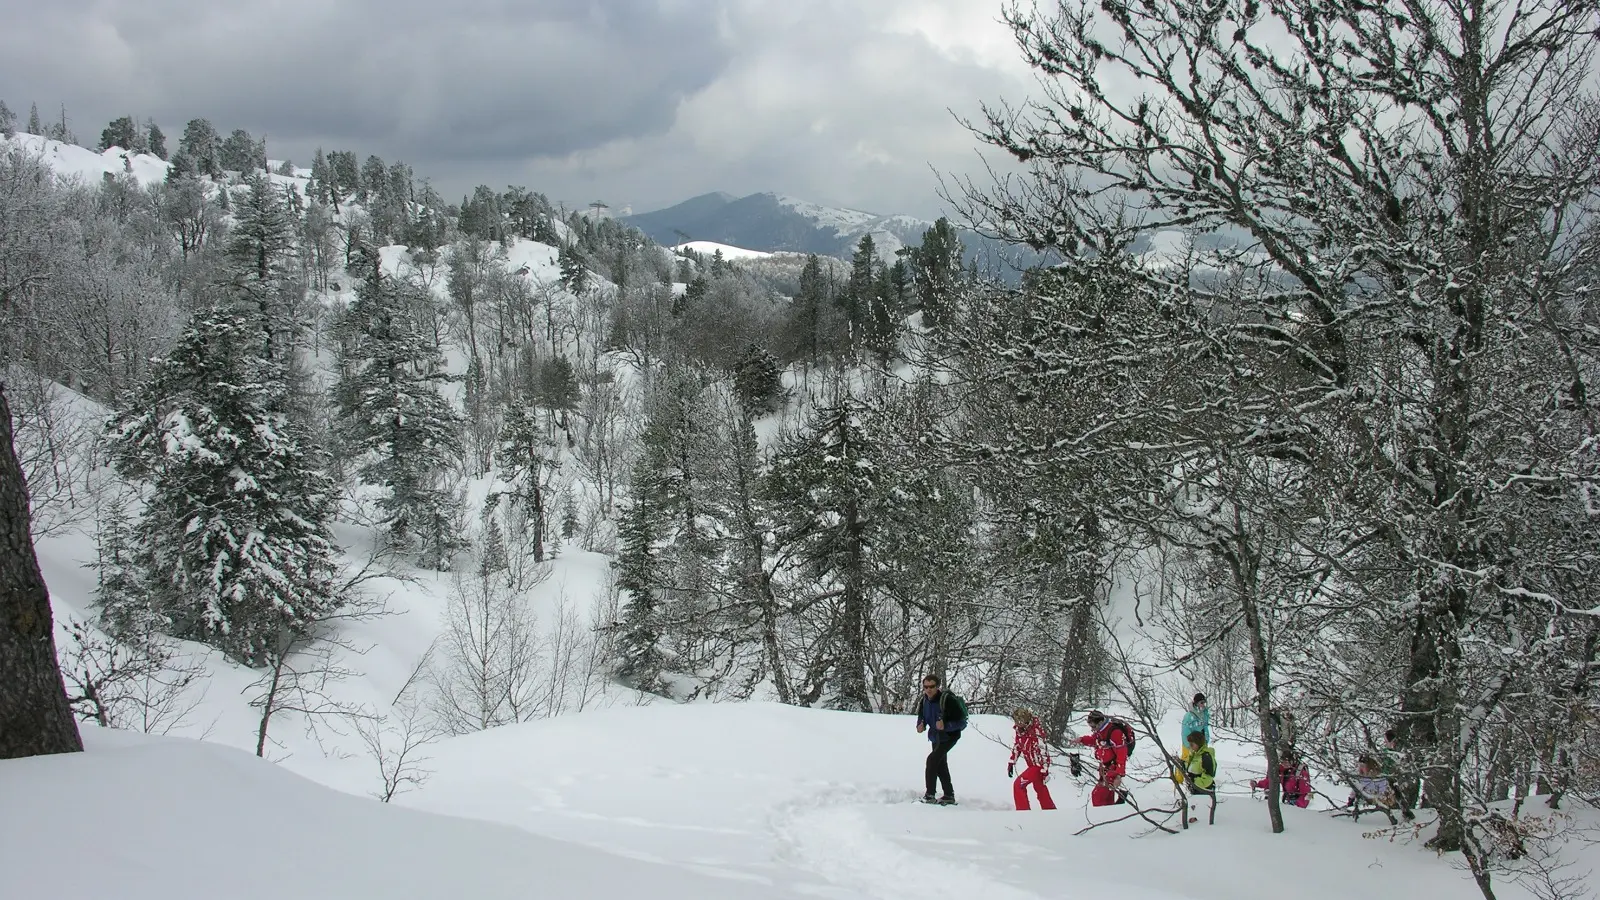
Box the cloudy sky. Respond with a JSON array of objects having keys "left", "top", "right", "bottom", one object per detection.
[{"left": 0, "top": 0, "right": 1036, "bottom": 217}]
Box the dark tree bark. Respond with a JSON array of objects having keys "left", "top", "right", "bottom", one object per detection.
[{"left": 0, "top": 382, "right": 84, "bottom": 758}]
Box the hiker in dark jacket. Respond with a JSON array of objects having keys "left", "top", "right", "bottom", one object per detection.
[{"left": 916, "top": 674, "right": 966, "bottom": 804}]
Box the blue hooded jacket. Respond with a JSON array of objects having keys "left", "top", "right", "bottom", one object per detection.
[
  {"left": 918, "top": 691, "right": 967, "bottom": 741},
  {"left": 1181, "top": 706, "right": 1210, "bottom": 745}
]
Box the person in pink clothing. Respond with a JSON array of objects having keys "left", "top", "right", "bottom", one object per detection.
[
  {"left": 1007, "top": 709, "right": 1056, "bottom": 810},
  {"left": 1077, "top": 710, "right": 1131, "bottom": 806},
  {"left": 1254, "top": 747, "right": 1312, "bottom": 808}
]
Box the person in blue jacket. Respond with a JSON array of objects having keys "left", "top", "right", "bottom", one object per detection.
[
  {"left": 1179, "top": 693, "right": 1210, "bottom": 767},
  {"left": 916, "top": 674, "right": 967, "bottom": 805}
]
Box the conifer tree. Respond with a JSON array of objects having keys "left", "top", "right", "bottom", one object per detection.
[
  {"left": 99, "top": 116, "right": 137, "bottom": 152},
  {"left": 733, "top": 343, "right": 783, "bottom": 414},
  {"left": 144, "top": 120, "right": 167, "bottom": 159},
  {"left": 25, "top": 103, "right": 41, "bottom": 136},
  {"left": 91, "top": 495, "right": 150, "bottom": 639},
  {"left": 788, "top": 254, "right": 829, "bottom": 366},
  {"left": 220, "top": 128, "right": 263, "bottom": 173},
  {"left": 0, "top": 100, "right": 14, "bottom": 137},
  {"left": 767, "top": 391, "right": 899, "bottom": 711},
  {"left": 558, "top": 244, "right": 589, "bottom": 294},
  {"left": 334, "top": 268, "right": 464, "bottom": 569},
  {"left": 497, "top": 404, "right": 557, "bottom": 562},
  {"left": 613, "top": 368, "right": 720, "bottom": 690},
  {"left": 49, "top": 104, "right": 75, "bottom": 144},
  {"left": 165, "top": 150, "right": 195, "bottom": 183},
  {"left": 536, "top": 355, "right": 581, "bottom": 436},
  {"left": 308, "top": 148, "right": 334, "bottom": 206},
  {"left": 905, "top": 218, "right": 965, "bottom": 330},
  {"left": 107, "top": 306, "right": 339, "bottom": 664},
  {"left": 179, "top": 119, "right": 221, "bottom": 176},
  {"left": 359, "top": 155, "right": 387, "bottom": 203},
  {"left": 841, "top": 235, "right": 880, "bottom": 350},
  {"left": 614, "top": 481, "right": 667, "bottom": 694},
  {"left": 226, "top": 173, "right": 299, "bottom": 366}
]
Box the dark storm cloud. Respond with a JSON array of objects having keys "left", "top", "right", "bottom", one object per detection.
[
  {"left": 0, "top": 0, "right": 732, "bottom": 161},
  {"left": 0, "top": 0, "right": 1032, "bottom": 216}
]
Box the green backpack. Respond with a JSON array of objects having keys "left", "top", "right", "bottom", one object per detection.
[{"left": 943, "top": 691, "right": 969, "bottom": 722}]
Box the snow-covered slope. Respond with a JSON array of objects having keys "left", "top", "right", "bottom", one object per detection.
[
  {"left": 673, "top": 239, "right": 776, "bottom": 260},
  {"left": 5, "top": 132, "right": 170, "bottom": 187},
  {"left": 0, "top": 728, "right": 813, "bottom": 900}
]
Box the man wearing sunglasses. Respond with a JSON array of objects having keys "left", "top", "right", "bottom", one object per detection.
[{"left": 915, "top": 675, "right": 967, "bottom": 805}]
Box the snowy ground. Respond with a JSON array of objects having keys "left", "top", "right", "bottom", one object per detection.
[{"left": 7, "top": 701, "right": 1584, "bottom": 900}]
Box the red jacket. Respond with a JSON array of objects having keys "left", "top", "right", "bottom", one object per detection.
[
  {"left": 1011, "top": 720, "right": 1052, "bottom": 773},
  {"left": 1078, "top": 721, "right": 1129, "bottom": 779}
]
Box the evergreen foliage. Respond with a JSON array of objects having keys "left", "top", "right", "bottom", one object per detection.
[
  {"left": 333, "top": 268, "right": 464, "bottom": 570},
  {"left": 106, "top": 306, "right": 339, "bottom": 665}
]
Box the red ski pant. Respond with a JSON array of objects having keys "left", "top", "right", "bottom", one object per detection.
[
  {"left": 1090, "top": 772, "right": 1123, "bottom": 807},
  {"left": 1013, "top": 766, "right": 1056, "bottom": 810}
]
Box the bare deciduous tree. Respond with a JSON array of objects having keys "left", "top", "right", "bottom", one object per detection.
[{"left": 59, "top": 617, "right": 209, "bottom": 735}]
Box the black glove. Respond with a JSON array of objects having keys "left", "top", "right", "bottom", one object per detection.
[
  {"left": 1068, "top": 754, "right": 1083, "bottom": 777},
  {"left": 1007, "top": 763, "right": 1015, "bottom": 778}
]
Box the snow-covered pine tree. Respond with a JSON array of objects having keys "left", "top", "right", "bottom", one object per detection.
[
  {"left": 558, "top": 244, "right": 589, "bottom": 294},
  {"left": 219, "top": 129, "right": 261, "bottom": 173},
  {"left": 497, "top": 403, "right": 557, "bottom": 563},
  {"left": 903, "top": 218, "right": 965, "bottom": 332},
  {"left": 766, "top": 386, "right": 902, "bottom": 712},
  {"left": 334, "top": 267, "right": 464, "bottom": 569},
  {"left": 840, "top": 235, "right": 879, "bottom": 353},
  {"left": 178, "top": 118, "right": 220, "bottom": 177},
  {"left": 711, "top": 394, "right": 791, "bottom": 702},
  {"left": 783, "top": 253, "right": 834, "bottom": 370},
  {"left": 226, "top": 173, "right": 299, "bottom": 365},
  {"left": 106, "top": 305, "right": 339, "bottom": 664},
  {"left": 613, "top": 477, "right": 667, "bottom": 695},
  {"left": 308, "top": 148, "right": 334, "bottom": 207},
  {"left": 732, "top": 343, "right": 782, "bottom": 415},
  {"left": 613, "top": 368, "right": 725, "bottom": 694},
  {"left": 536, "top": 354, "right": 580, "bottom": 437}
]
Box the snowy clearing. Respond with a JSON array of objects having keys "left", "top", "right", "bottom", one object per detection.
[{"left": 674, "top": 239, "right": 777, "bottom": 260}]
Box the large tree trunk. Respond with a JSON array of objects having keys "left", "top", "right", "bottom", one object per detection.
[
  {"left": 1046, "top": 592, "right": 1095, "bottom": 744},
  {"left": 0, "top": 383, "right": 84, "bottom": 758},
  {"left": 1402, "top": 585, "right": 1468, "bottom": 851},
  {"left": 1226, "top": 528, "right": 1284, "bottom": 834}
]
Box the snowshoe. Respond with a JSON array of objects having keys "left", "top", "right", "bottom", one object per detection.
[
  {"left": 921, "top": 794, "right": 939, "bottom": 804},
  {"left": 937, "top": 795, "right": 957, "bottom": 806}
]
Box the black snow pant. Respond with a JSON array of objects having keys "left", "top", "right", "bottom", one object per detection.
[{"left": 925, "top": 732, "right": 961, "bottom": 797}]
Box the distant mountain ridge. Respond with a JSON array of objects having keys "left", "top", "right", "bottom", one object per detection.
[{"left": 624, "top": 191, "right": 932, "bottom": 260}]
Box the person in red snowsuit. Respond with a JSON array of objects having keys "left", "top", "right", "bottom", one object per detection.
[
  {"left": 1008, "top": 709, "right": 1056, "bottom": 810},
  {"left": 1078, "top": 710, "right": 1129, "bottom": 807}
]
